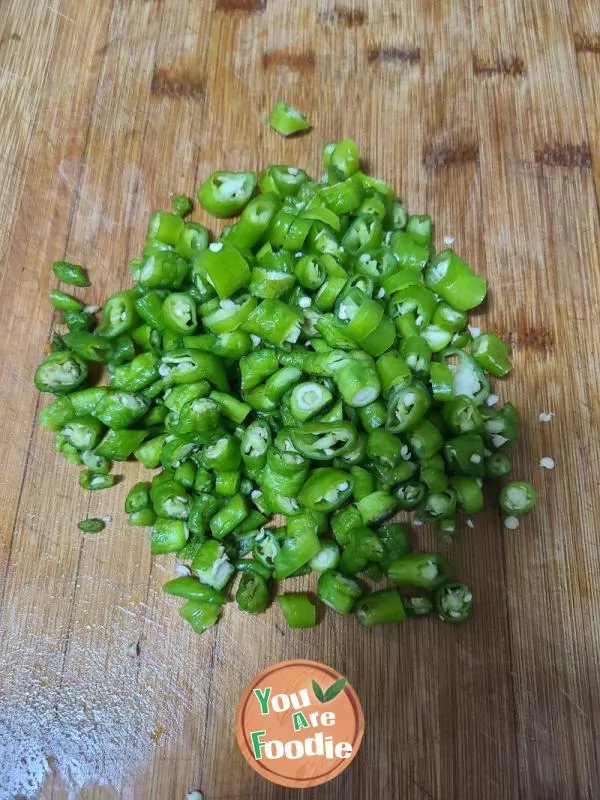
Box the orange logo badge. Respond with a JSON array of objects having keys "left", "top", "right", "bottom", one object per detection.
[{"left": 236, "top": 659, "right": 364, "bottom": 788}]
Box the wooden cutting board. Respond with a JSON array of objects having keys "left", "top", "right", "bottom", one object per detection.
[{"left": 1, "top": 1, "right": 599, "bottom": 797}]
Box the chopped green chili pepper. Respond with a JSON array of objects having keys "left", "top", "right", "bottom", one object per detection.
[
  {"left": 331, "top": 505, "right": 363, "bottom": 547},
  {"left": 277, "top": 593, "right": 316, "bottom": 628},
  {"left": 429, "top": 361, "right": 454, "bottom": 401},
  {"left": 309, "top": 540, "right": 341, "bottom": 572},
  {"left": 79, "top": 470, "right": 117, "bottom": 491},
  {"left": 197, "top": 171, "right": 256, "bottom": 218},
  {"left": 443, "top": 432, "right": 486, "bottom": 477},
  {"left": 485, "top": 451, "right": 512, "bottom": 479},
  {"left": 193, "top": 243, "right": 251, "bottom": 299},
  {"left": 162, "top": 293, "right": 198, "bottom": 334},
  {"left": 209, "top": 493, "right": 248, "bottom": 540},
  {"left": 95, "top": 428, "right": 148, "bottom": 460},
  {"left": 499, "top": 480, "right": 537, "bottom": 516},
  {"left": 378, "top": 523, "right": 412, "bottom": 570},
  {"left": 139, "top": 252, "right": 188, "bottom": 290},
  {"left": 171, "top": 194, "right": 193, "bottom": 217},
  {"left": 388, "top": 553, "right": 452, "bottom": 590},
  {"left": 242, "top": 299, "right": 303, "bottom": 346},
  {"left": 376, "top": 352, "right": 411, "bottom": 398},
  {"left": 326, "top": 139, "right": 360, "bottom": 181},
  {"left": 355, "top": 588, "right": 407, "bottom": 627},
  {"left": 234, "top": 557, "right": 272, "bottom": 581},
  {"left": 406, "top": 214, "right": 433, "bottom": 248},
  {"left": 420, "top": 489, "right": 456, "bottom": 522},
  {"left": 237, "top": 572, "right": 271, "bottom": 614},
  {"left": 96, "top": 291, "right": 139, "bottom": 339},
  {"left": 269, "top": 100, "right": 310, "bottom": 136},
  {"left": 403, "top": 595, "right": 434, "bottom": 617},
  {"left": 400, "top": 336, "right": 432, "bottom": 378},
  {"left": 63, "top": 386, "right": 108, "bottom": 417},
  {"left": 385, "top": 382, "right": 430, "bottom": 433},
  {"left": 39, "top": 396, "right": 75, "bottom": 430},
  {"left": 435, "top": 582, "right": 473, "bottom": 623},
  {"left": 432, "top": 302, "right": 468, "bottom": 333},
  {"left": 135, "top": 290, "right": 168, "bottom": 330},
  {"left": 50, "top": 289, "right": 84, "bottom": 313},
  {"left": 56, "top": 437, "right": 81, "bottom": 464},
  {"left": 81, "top": 449, "right": 111, "bottom": 474},
  {"left": 357, "top": 400, "right": 387, "bottom": 432},
  {"left": 317, "top": 569, "right": 362, "bottom": 615},
  {"left": 178, "top": 599, "right": 221, "bottom": 634},
  {"left": 298, "top": 468, "right": 353, "bottom": 512},
  {"left": 191, "top": 540, "right": 234, "bottom": 589},
  {"left": 77, "top": 517, "right": 106, "bottom": 533},
  {"left": 176, "top": 221, "right": 209, "bottom": 260},
  {"left": 272, "top": 513, "right": 321, "bottom": 579},
  {"left": 125, "top": 481, "right": 151, "bottom": 513},
  {"left": 471, "top": 333, "right": 512, "bottom": 377},
  {"left": 425, "top": 249, "right": 487, "bottom": 311},
  {"left": 35, "top": 351, "right": 88, "bottom": 394},
  {"left": 94, "top": 391, "right": 149, "bottom": 429},
  {"left": 289, "top": 422, "right": 357, "bottom": 461},
  {"left": 357, "top": 490, "right": 397, "bottom": 525},
  {"left": 395, "top": 480, "right": 427, "bottom": 510},
  {"left": 350, "top": 466, "right": 375, "bottom": 502},
  {"left": 63, "top": 310, "right": 94, "bottom": 332},
  {"left": 52, "top": 260, "right": 90, "bottom": 287},
  {"left": 253, "top": 530, "right": 281, "bottom": 571},
  {"left": 339, "top": 526, "right": 383, "bottom": 575},
  {"left": 442, "top": 395, "right": 483, "bottom": 434},
  {"left": 129, "top": 507, "right": 157, "bottom": 526},
  {"left": 388, "top": 231, "right": 429, "bottom": 271},
  {"left": 188, "top": 492, "right": 221, "bottom": 536},
  {"left": 366, "top": 429, "right": 404, "bottom": 467},
  {"left": 261, "top": 166, "right": 311, "bottom": 199},
  {"left": 481, "top": 402, "right": 519, "bottom": 449},
  {"left": 332, "top": 355, "right": 381, "bottom": 407},
  {"left": 449, "top": 476, "right": 484, "bottom": 514},
  {"left": 148, "top": 210, "right": 185, "bottom": 246},
  {"left": 61, "top": 416, "right": 104, "bottom": 450},
  {"left": 163, "top": 576, "right": 226, "bottom": 605}
]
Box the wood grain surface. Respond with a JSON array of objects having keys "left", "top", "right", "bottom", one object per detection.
[{"left": 1, "top": 1, "right": 599, "bottom": 798}]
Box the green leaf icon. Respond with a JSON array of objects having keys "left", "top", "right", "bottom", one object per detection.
[
  {"left": 312, "top": 676, "right": 347, "bottom": 703},
  {"left": 312, "top": 679, "right": 325, "bottom": 703},
  {"left": 323, "top": 677, "right": 347, "bottom": 702}
]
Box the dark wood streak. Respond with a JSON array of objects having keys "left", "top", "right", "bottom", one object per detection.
[
  {"left": 534, "top": 144, "right": 592, "bottom": 168},
  {"left": 215, "top": 0, "right": 265, "bottom": 11},
  {"left": 507, "top": 325, "right": 555, "bottom": 355},
  {"left": 473, "top": 55, "right": 525, "bottom": 77},
  {"left": 423, "top": 143, "right": 479, "bottom": 168},
  {"left": 0, "top": 31, "right": 21, "bottom": 48},
  {"left": 318, "top": 7, "right": 367, "bottom": 26},
  {"left": 367, "top": 47, "right": 420, "bottom": 65},
  {"left": 573, "top": 33, "right": 600, "bottom": 54},
  {"left": 150, "top": 68, "right": 205, "bottom": 101},
  {"left": 261, "top": 49, "right": 316, "bottom": 71}
]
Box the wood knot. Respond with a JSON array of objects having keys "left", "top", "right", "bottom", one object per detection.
[
  {"left": 367, "top": 47, "right": 420, "bottom": 65},
  {"left": 473, "top": 55, "right": 525, "bottom": 77},
  {"left": 262, "top": 50, "right": 316, "bottom": 71},
  {"left": 507, "top": 319, "right": 554, "bottom": 356},
  {"left": 151, "top": 69, "right": 205, "bottom": 101},
  {"left": 534, "top": 144, "right": 592, "bottom": 168},
  {"left": 423, "top": 143, "right": 479, "bottom": 168},
  {"left": 573, "top": 33, "right": 600, "bottom": 54},
  {"left": 215, "top": 0, "right": 265, "bottom": 10},
  {"left": 318, "top": 7, "right": 367, "bottom": 26}
]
